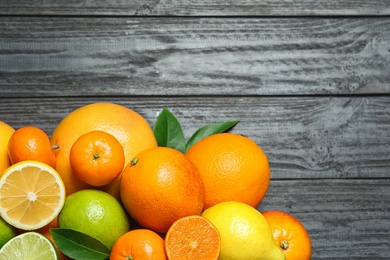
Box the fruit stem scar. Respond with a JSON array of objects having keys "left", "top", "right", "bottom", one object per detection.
[
  {"left": 93, "top": 153, "right": 100, "bottom": 160},
  {"left": 51, "top": 144, "right": 60, "bottom": 150},
  {"left": 131, "top": 157, "right": 138, "bottom": 166},
  {"left": 280, "top": 239, "right": 289, "bottom": 250}
]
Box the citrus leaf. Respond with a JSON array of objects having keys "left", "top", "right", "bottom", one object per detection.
[
  {"left": 153, "top": 108, "right": 186, "bottom": 153},
  {"left": 50, "top": 228, "right": 110, "bottom": 260},
  {"left": 185, "top": 120, "right": 239, "bottom": 152}
]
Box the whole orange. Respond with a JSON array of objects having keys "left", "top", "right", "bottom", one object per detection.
[
  {"left": 262, "top": 210, "right": 312, "bottom": 260},
  {"left": 120, "top": 147, "right": 205, "bottom": 233},
  {"left": 0, "top": 121, "right": 15, "bottom": 173},
  {"left": 110, "top": 229, "right": 167, "bottom": 260},
  {"left": 8, "top": 126, "right": 56, "bottom": 168},
  {"left": 70, "top": 130, "right": 125, "bottom": 186},
  {"left": 185, "top": 133, "right": 270, "bottom": 209},
  {"left": 50, "top": 102, "right": 157, "bottom": 198}
]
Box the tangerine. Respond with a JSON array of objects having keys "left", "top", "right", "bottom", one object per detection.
[
  {"left": 70, "top": 130, "right": 125, "bottom": 186},
  {"left": 262, "top": 210, "right": 312, "bottom": 260},
  {"left": 50, "top": 102, "right": 157, "bottom": 198},
  {"left": 185, "top": 133, "right": 270, "bottom": 209},
  {"left": 165, "top": 215, "right": 220, "bottom": 260},
  {"left": 120, "top": 147, "right": 205, "bottom": 233},
  {"left": 8, "top": 126, "right": 56, "bottom": 168},
  {"left": 110, "top": 229, "right": 167, "bottom": 260}
]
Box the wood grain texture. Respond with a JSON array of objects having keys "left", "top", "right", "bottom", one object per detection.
[
  {"left": 0, "top": 97, "right": 388, "bottom": 179},
  {"left": 258, "top": 179, "right": 390, "bottom": 258},
  {"left": 1, "top": 17, "right": 389, "bottom": 96},
  {"left": 0, "top": 0, "right": 389, "bottom": 16}
]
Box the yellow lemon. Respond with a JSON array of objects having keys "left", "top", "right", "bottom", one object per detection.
[
  {"left": 0, "top": 121, "right": 15, "bottom": 174},
  {"left": 202, "top": 201, "right": 285, "bottom": 260}
]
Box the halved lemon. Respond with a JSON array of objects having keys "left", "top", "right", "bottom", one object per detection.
[
  {"left": 0, "top": 160, "right": 66, "bottom": 230},
  {"left": 0, "top": 232, "right": 59, "bottom": 259}
]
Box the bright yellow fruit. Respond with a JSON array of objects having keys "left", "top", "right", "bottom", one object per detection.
[
  {"left": 202, "top": 201, "right": 285, "bottom": 260},
  {"left": 0, "top": 161, "right": 66, "bottom": 230},
  {"left": 0, "top": 121, "right": 15, "bottom": 174}
]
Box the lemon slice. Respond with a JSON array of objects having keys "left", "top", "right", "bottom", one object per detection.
[
  {"left": 0, "top": 160, "right": 66, "bottom": 230},
  {"left": 0, "top": 232, "right": 59, "bottom": 259}
]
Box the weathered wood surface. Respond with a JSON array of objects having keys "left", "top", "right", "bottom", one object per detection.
[
  {"left": 1, "top": 0, "right": 390, "bottom": 258},
  {"left": 0, "top": 0, "right": 390, "bottom": 16},
  {"left": 1, "top": 17, "right": 389, "bottom": 96}
]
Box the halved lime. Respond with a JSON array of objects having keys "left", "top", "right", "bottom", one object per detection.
[{"left": 0, "top": 232, "right": 59, "bottom": 259}]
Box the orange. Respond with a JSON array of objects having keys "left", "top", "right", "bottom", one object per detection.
[
  {"left": 50, "top": 102, "right": 157, "bottom": 198},
  {"left": 185, "top": 133, "right": 270, "bottom": 209},
  {"left": 262, "top": 210, "right": 312, "bottom": 260},
  {"left": 165, "top": 215, "right": 220, "bottom": 260},
  {"left": 8, "top": 126, "right": 56, "bottom": 169},
  {"left": 120, "top": 147, "right": 205, "bottom": 233},
  {"left": 0, "top": 160, "right": 66, "bottom": 230},
  {"left": 110, "top": 229, "right": 167, "bottom": 260},
  {"left": 70, "top": 130, "right": 125, "bottom": 186},
  {"left": 0, "top": 121, "right": 15, "bottom": 174}
]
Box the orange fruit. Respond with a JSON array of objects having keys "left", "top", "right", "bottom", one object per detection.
[
  {"left": 262, "top": 210, "right": 312, "bottom": 260},
  {"left": 185, "top": 133, "right": 270, "bottom": 209},
  {"left": 120, "top": 147, "right": 205, "bottom": 233},
  {"left": 7, "top": 126, "right": 56, "bottom": 168},
  {"left": 165, "top": 215, "right": 220, "bottom": 260},
  {"left": 0, "top": 121, "right": 15, "bottom": 174},
  {"left": 50, "top": 102, "right": 157, "bottom": 198},
  {"left": 110, "top": 229, "right": 167, "bottom": 260},
  {"left": 70, "top": 130, "right": 125, "bottom": 186}
]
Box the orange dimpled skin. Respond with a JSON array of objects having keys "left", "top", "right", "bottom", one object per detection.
[
  {"left": 262, "top": 210, "right": 312, "bottom": 260},
  {"left": 70, "top": 130, "right": 125, "bottom": 187},
  {"left": 165, "top": 215, "right": 220, "bottom": 260},
  {"left": 110, "top": 229, "right": 167, "bottom": 260},
  {"left": 120, "top": 147, "right": 205, "bottom": 233},
  {"left": 8, "top": 126, "right": 56, "bottom": 168},
  {"left": 186, "top": 133, "right": 270, "bottom": 209}
]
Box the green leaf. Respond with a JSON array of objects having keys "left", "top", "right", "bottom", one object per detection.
[
  {"left": 153, "top": 108, "right": 186, "bottom": 153},
  {"left": 50, "top": 228, "right": 110, "bottom": 260},
  {"left": 185, "top": 120, "right": 239, "bottom": 152}
]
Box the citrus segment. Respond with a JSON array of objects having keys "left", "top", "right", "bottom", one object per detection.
[
  {"left": 165, "top": 215, "right": 220, "bottom": 260},
  {"left": 110, "top": 229, "right": 167, "bottom": 260},
  {"left": 0, "top": 161, "right": 66, "bottom": 230},
  {"left": 0, "top": 232, "right": 59, "bottom": 259},
  {"left": 185, "top": 133, "right": 270, "bottom": 209},
  {"left": 70, "top": 130, "right": 125, "bottom": 186}
]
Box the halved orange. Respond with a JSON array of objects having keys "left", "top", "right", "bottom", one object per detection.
[
  {"left": 0, "top": 161, "right": 66, "bottom": 230},
  {"left": 165, "top": 215, "right": 220, "bottom": 260}
]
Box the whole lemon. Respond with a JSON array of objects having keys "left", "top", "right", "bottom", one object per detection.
[
  {"left": 0, "top": 216, "right": 17, "bottom": 248},
  {"left": 58, "top": 189, "right": 131, "bottom": 250},
  {"left": 0, "top": 121, "right": 15, "bottom": 173},
  {"left": 202, "top": 201, "right": 285, "bottom": 260}
]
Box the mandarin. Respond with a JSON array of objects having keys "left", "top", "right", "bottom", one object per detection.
[
  {"left": 120, "top": 147, "right": 205, "bottom": 233},
  {"left": 50, "top": 102, "right": 157, "bottom": 199},
  {"left": 262, "top": 210, "right": 312, "bottom": 260},
  {"left": 185, "top": 133, "right": 270, "bottom": 209},
  {"left": 8, "top": 126, "right": 56, "bottom": 168},
  {"left": 70, "top": 130, "right": 125, "bottom": 186},
  {"left": 110, "top": 229, "right": 167, "bottom": 260},
  {"left": 165, "top": 215, "right": 220, "bottom": 260},
  {"left": 0, "top": 121, "right": 15, "bottom": 174}
]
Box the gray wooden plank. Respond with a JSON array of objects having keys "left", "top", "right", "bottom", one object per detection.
[
  {"left": 0, "top": 0, "right": 389, "bottom": 16},
  {"left": 1, "top": 17, "right": 389, "bottom": 96},
  {"left": 258, "top": 179, "right": 390, "bottom": 258},
  {"left": 0, "top": 96, "right": 388, "bottom": 179}
]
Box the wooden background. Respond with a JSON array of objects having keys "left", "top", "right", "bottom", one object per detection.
[{"left": 1, "top": 1, "right": 390, "bottom": 258}]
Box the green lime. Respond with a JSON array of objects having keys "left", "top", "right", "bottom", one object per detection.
[
  {"left": 0, "top": 216, "right": 17, "bottom": 248},
  {"left": 58, "top": 189, "right": 131, "bottom": 250},
  {"left": 0, "top": 232, "right": 59, "bottom": 259}
]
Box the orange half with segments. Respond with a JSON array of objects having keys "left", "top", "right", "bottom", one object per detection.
[{"left": 0, "top": 160, "right": 66, "bottom": 230}]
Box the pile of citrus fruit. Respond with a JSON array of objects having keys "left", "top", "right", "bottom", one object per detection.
[{"left": 0, "top": 102, "right": 312, "bottom": 260}]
